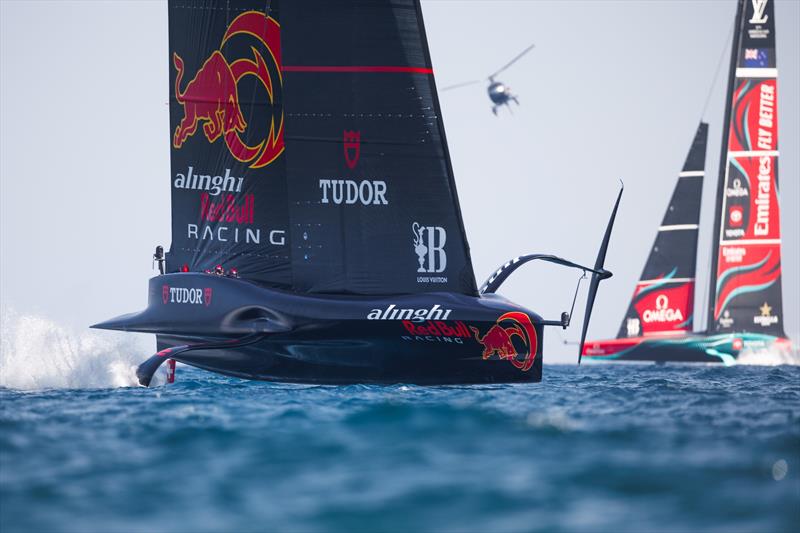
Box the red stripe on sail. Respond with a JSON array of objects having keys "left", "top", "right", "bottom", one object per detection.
[{"left": 282, "top": 65, "right": 433, "bottom": 74}]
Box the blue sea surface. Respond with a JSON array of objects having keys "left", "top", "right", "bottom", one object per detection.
[{"left": 1, "top": 364, "right": 798, "bottom": 532}]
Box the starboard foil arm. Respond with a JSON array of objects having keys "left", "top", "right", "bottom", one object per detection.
[
  {"left": 136, "top": 333, "right": 268, "bottom": 387},
  {"left": 480, "top": 255, "right": 609, "bottom": 295},
  {"left": 478, "top": 182, "right": 623, "bottom": 361}
]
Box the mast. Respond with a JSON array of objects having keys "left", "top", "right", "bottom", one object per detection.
[{"left": 706, "top": 0, "right": 744, "bottom": 332}]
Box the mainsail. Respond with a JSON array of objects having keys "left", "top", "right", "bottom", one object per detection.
[
  {"left": 707, "top": 0, "right": 785, "bottom": 337},
  {"left": 166, "top": 0, "right": 477, "bottom": 296},
  {"left": 616, "top": 123, "right": 707, "bottom": 339},
  {"left": 167, "top": 1, "right": 290, "bottom": 287}
]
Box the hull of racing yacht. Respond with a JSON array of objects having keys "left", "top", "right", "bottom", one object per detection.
[
  {"left": 93, "top": 273, "right": 544, "bottom": 384},
  {"left": 582, "top": 333, "right": 792, "bottom": 365}
]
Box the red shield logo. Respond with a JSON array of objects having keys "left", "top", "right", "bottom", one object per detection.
[
  {"left": 162, "top": 285, "right": 170, "bottom": 304},
  {"left": 470, "top": 311, "right": 538, "bottom": 371},
  {"left": 343, "top": 130, "right": 361, "bottom": 169},
  {"left": 204, "top": 288, "right": 213, "bottom": 307}
]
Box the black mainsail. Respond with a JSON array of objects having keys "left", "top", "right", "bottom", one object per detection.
[
  {"left": 707, "top": 0, "right": 785, "bottom": 337},
  {"left": 166, "top": 0, "right": 477, "bottom": 296},
  {"left": 168, "top": 3, "right": 290, "bottom": 287},
  {"left": 615, "top": 123, "right": 707, "bottom": 339}
]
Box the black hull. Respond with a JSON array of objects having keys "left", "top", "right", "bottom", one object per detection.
[
  {"left": 157, "top": 334, "right": 539, "bottom": 385},
  {"left": 94, "top": 273, "right": 544, "bottom": 385}
]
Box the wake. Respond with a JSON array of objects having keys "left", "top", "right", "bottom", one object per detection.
[
  {"left": 736, "top": 345, "right": 800, "bottom": 366},
  {"left": 0, "top": 308, "right": 166, "bottom": 390}
]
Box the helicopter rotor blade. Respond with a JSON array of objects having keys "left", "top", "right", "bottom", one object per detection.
[
  {"left": 488, "top": 43, "right": 535, "bottom": 80},
  {"left": 440, "top": 79, "right": 482, "bottom": 91}
]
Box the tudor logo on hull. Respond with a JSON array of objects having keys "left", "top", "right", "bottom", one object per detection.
[{"left": 162, "top": 285, "right": 212, "bottom": 307}]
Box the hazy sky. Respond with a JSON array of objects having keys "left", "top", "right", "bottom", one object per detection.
[{"left": 1, "top": 0, "right": 798, "bottom": 364}]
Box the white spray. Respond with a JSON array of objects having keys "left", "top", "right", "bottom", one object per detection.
[{"left": 0, "top": 308, "right": 167, "bottom": 390}]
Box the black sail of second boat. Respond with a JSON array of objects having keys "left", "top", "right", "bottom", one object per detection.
[
  {"left": 615, "top": 123, "right": 708, "bottom": 339},
  {"left": 166, "top": 0, "right": 476, "bottom": 296}
]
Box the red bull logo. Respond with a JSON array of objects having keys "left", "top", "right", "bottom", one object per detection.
[
  {"left": 470, "top": 312, "right": 538, "bottom": 371},
  {"left": 172, "top": 11, "right": 284, "bottom": 169}
]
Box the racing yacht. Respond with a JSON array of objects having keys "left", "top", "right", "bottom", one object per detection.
[
  {"left": 94, "top": 0, "right": 621, "bottom": 385},
  {"left": 582, "top": 0, "right": 792, "bottom": 363}
]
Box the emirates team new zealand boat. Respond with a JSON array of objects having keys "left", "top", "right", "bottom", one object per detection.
[
  {"left": 582, "top": 0, "right": 793, "bottom": 364},
  {"left": 93, "top": 0, "right": 622, "bottom": 386}
]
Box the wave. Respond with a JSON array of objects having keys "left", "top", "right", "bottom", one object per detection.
[{"left": 0, "top": 308, "right": 166, "bottom": 390}]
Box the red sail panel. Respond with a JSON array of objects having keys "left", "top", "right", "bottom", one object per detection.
[
  {"left": 631, "top": 280, "right": 695, "bottom": 337},
  {"left": 709, "top": 0, "right": 785, "bottom": 336}
]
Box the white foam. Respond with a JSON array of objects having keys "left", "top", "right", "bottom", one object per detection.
[
  {"left": 736, "top": 345, "right": 800, "bottom": 366},
  {"left": 0, "top": 308, "right": 166, "bottom": 390}
]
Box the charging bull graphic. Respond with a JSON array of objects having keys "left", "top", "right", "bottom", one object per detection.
[
  {"left": 471, "top": 311, "right": 538, "bottom": 371},
  {"left": 173, "top": 51, "right": 246, "bottom": 148},
  {"left": 172, "top": 11, "right": 284, "bottom": 169}
]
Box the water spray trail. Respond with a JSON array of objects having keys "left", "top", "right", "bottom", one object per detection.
[{"left": 0, "top": 308, "right": 166, "bottom": 390}]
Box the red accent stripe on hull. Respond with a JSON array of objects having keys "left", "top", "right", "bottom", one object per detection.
[
  {"left": 282, "top": 66, "right": 433, "bottom": 74},
  {"left": 582, "top": 337, "right": 644, "bottom": 357}
]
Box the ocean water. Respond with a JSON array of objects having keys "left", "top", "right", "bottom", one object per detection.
[{"left": 1, "top": 313, "right": 799, "bottom": 532}]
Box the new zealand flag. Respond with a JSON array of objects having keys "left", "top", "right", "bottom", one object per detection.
[{"left": 743, "top": 48, "right": 769, "bottom": 68}]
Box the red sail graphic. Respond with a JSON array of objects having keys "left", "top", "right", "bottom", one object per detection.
[{"left": 708, "top": 0, "right": 784, "bottom": 337}]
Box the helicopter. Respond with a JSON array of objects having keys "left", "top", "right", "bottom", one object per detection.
[{"left": 441, "top": 44, "right": 535, "bottom": 115}]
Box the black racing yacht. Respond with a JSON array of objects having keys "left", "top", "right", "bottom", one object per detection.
[{"left": 94, "top": 0, "right": 621, "bottom": 386}]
